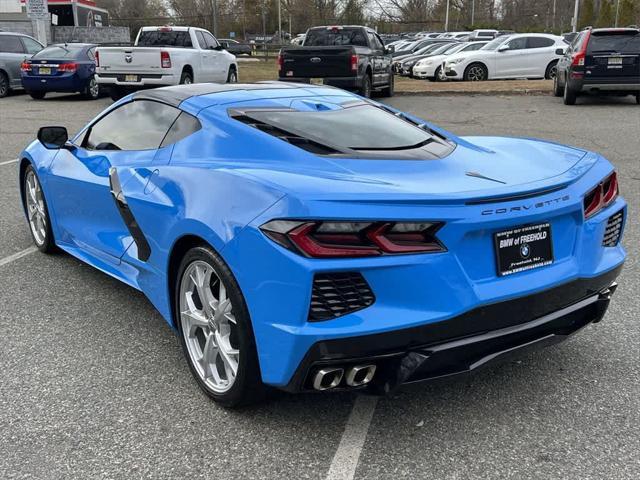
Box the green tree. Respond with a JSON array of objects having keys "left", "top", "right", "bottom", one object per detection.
[
  {"left": 596, "top": 0, "right": 615, "bottom": 27},
  {"left": 618, "top": 0, "right": 639, "bottom": 27},
  {"left": 579, "top": 0, "right": 595, "bottom": 28},
  {"left": 340, "top": 0, "right": 366, "bottom": 25}
]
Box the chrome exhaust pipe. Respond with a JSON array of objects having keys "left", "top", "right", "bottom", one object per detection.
[
  {"left": 312, "top": 367, "right": 344, "bottom": 391},
  {"left": 345, "top": 365, "right": 377, "bottom": 387}
]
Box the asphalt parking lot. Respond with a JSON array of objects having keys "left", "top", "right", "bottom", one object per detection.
[{"left": 1, "top": 91, "right": 638, "bottom": 480}]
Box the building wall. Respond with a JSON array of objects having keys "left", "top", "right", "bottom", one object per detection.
[
  {"left": 0, "top": 0, "right": 22, "bottom": 14},
  {"left": 0, "top": 17, "right": 50, "bottom": 43},
  {"left": 51, "top": 26, "right": 129, "bottom": 44}
]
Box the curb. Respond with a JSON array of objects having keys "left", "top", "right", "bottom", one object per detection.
[{"left": 393, "top": 89, "right": 551, "bottom": 96}]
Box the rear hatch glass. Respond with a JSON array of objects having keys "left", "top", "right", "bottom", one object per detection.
[{"left": 588, "top": 31, "right": 640, "bottom": 54}]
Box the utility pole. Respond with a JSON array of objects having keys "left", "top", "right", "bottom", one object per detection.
[
  {"left": 552, "top": 0, "right": 557, "bottom": 31},
  {"left": 614, "top": 0, "right": 620, "bottom": 27},
  {"left": 211, "top": 0, "right": 218, "bottom": 37},
  {"left": 277, "top": 0, "right": 282, "bottom": 43},
  {"left": 471, "top": 0, "right": 475, "bottom": 26},
  {"left": 572, "top": 0, "right": 580, "bottom": 33},
  {"left": 445, "top": 0, "right": 450, "bottom": 32}
]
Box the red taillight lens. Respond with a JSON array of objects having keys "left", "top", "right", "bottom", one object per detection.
[
  {"left": 21, "top": 62, "right": 31, "bottom": 72},
  {"left": 95, "top": 50, "right": 100, "bottom": 67},
  {"left": 277, "top": 52, "right": 283, "bottom": 70},
  {"left": 58, "top": 63, "right": 78, "bottom": 72},
  {"left": 350, "top": 54, "right": 358, "bottom": 72},
  {"left": 260, "top": 220, "right": 446, "bottom": 258},
  {"left": 584, "top": 171, "right": 619, "bottom": 219},
  {"left": 571, "top": 51, "right": 585, "bottom": 66},
  {"left": 161, "top": 51, "right": 171, "bottom": 68}
]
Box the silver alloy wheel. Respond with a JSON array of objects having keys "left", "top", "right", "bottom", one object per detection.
[
  {"left": 179, "top": 260, "right": 239, "bottom": 393},
  {"left": 25, "top": 170, "right": 47, "bottom": 246},
  {"left": 437, "top": 67, "right": 447, "bottom": 81},
  {"left": 548, "top": 64, "right": 557, "bottom": 79},
  {"left": 467, "top": 65, "right": 486, "bottom": 81},
  {"left": 89, "top": 77, "right": 99, "bottom": 98},
  {"left": 0, "top": 73, "right": 8, "bottom": 97}
]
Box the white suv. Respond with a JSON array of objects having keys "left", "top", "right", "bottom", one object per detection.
[{"left": 444, "top": 33, "right": 566, "bottom": 81}]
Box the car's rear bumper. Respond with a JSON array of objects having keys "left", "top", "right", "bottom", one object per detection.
[
  {"left": 21, "top": 74, "right": 87, "bottom": 92},
  {"left": 96, "top": 73, "right": 178, "bottom": 87},
  {"left": 569, "top": 75, "right": 640, "bottom": 93},
  {"left": 282, "top": 266, "right": 622, "bottom": 393},
  {"left": 278, "top": 75, "right": 363, "bottom": 90}
]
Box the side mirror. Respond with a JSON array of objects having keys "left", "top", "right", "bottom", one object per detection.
[
  {"left": 385, "top": 45, "right": 395, "bottom": 54},
  {"left": 37, "top": 126, "right": 68, "bottom": 149},
  {"left": 497, "top": 44, "right": 509, "bottom": 52},
  {"left": 213, "top": 45, "right": 224, "bottom": 51},
  {"left": 555, "top": 48, "right": 566, "bottom": 55}
]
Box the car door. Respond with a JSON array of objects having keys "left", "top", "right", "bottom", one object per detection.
[
  {"left": 195, "top": 30, "right": 216, "bottom": 82},
  {"left": 47, "top": 100, "right": 181, "bottom": 264},
  {"left": 366, "top": 30, "right": 386, "bottom": 86},
  {"left": 203, "top": 31, "right": 227, "bottom": 82},
  {"left": 494, "top": 36, "right": 527, "bottom": 78},
  {"left": 525, "top": 36, "right": 558, "bottom": 76},
  {"left": 0, "top": 35, "right": 31, "bottom": 89}
]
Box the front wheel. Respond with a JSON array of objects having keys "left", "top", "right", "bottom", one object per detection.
[
  {"left": 545, "top": 60, "right": 558, "bottom": 80},
  {"left": 0, "top": 71, "right": 9, "bottom": 98},
  {"left": 176, "top": 246, "right": 266, "bottom": 407},
  {"left": 464, "top": 63, "right": 488, "bottom": 81},
  {"left": 22, "top": 165, "right": 55, "bottom": 253}
]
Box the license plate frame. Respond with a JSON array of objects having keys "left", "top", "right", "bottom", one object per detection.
[
  {"left": 494, "top": 223, "right": 554, "bottom": 276},
  {"left": 124, "top": 74, "right": 139, "bottom": 82},
  {"left": 38, "top": 67, "right": 51, "bottom": 75}
]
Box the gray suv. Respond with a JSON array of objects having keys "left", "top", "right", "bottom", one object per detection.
[{"left": 0, "top": 32, "right": 44, "bottom": 98}]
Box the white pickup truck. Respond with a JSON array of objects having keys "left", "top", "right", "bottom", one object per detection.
[{"left": 96, "top": 26, "right": 238, "bottom": 100}]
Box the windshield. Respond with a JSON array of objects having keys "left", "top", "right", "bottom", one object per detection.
[
  {"left": 33, "top": 45, "right": 85, "bottom": 59},
  {"left": 588, "top": 32, "right": 640, "bottom": 53},
  {"left": 304, "top": 28, "right": 367, "bottom": 47},
  {"left": 482, "top": 35, "right": 511, "bottom": 50},
  {"left": 243, "top": 105, "right": 433, "bottom": 151},
  {"left": 137, "top": 30, "right": 193, "bottom": 48},
  {"left": 438, "top": 43, "right": 462, "bottom": 54}
]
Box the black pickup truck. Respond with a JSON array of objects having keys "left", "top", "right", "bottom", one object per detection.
[{"left": 277, "top": 25, "right": 394, "bottom": 98}]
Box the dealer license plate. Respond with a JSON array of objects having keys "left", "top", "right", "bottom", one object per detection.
[
  {"left": 124, "top": 74, "right": 139, "bottom": 82},
  {"left": 38, "top": 67, "right": 51, "bottom": 75},
  {"left": 310, "top": 78, "right": 324, "bottom": 85},
  {"left": 494, "top": 223, "right": 554, "bottom": 276}
]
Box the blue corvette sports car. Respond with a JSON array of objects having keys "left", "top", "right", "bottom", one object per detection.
[{"left": 20, "top": 83, "right": 626, "bottom": 406}]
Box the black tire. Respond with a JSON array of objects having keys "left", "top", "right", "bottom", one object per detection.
[
  {"left": 175, "top": 246, "right": 266, "bottom": 408},
  {"left": 545, "top": 60, "right": 558, "bottom": 80},
  {"left": 226, "top": 66, "right": 238, "bottom": 83},
  {"left": 109, "top": 86, "right": 127, "bottom": 102},
  {"left": 378, "top": 71, "right": 394, "bottom": 97},
  {"left": 22, "top": 164, "right": 56, "bottom": 253},
  {"left": 563, "top": 81, "right": 577, "bottom": 105},
  {"left": 464, "top": 62, "right": 488, "bottom": 81},
  {"left": 636, "top": 92, "right": 640, "bottom": 105},
  {"left": 433, "top": 66, "right": 446, "bottom": 82},
  {"left": 553, "top": 73, "right": 563, "bottom": 97},
  {"left": 0, "top": 70, "right": 10, "bottom": 98},
  {"left": 83, "top": 75, "right": 100, "bottom": 100},
  {"left": 179, "top": 71, "right": 193, "bottom": 85},
  {"left": 29, "top": 91, "right": 46, "bottom": 100},
  {"left": 359, "top": 73, "right": 372, "bottom": 98}
]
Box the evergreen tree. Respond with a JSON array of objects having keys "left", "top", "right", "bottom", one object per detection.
[{"left": 579, "top": 0, "right": 595, "bottom": 28}]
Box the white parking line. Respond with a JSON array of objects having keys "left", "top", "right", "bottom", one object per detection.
[
  {"left": 326, "top": 395, "right": 379, "bottom": 480},
  {"left": 0, "top": 247, "right": 38, "bottom": 268},
  {"left": 0, "top": 158, "right": 19, "bottom": 167}
]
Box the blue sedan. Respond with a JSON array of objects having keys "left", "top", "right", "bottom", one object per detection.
[
  {"left": 21, "top": 43, "right": 101, "bottom": 100},
  {"left": 19, "top": 83, "right": 626, "bottom": 407}
]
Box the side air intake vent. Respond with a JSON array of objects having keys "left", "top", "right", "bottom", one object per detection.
[
  {"left": 309, "top": 272, "right": 375, "bottom": 322},
  {"left": 603, "top": 210, "right": 624, "bottom": 247}
]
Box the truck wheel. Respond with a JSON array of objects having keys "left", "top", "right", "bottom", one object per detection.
[
  {"left": 180, "top": 71, "right": 193, "bottom": 85},
  {"left": 0, "top": 71, "right": 9, "bottom": 98},
  {"left": 226, "top": 67, "right": 238, "bottom": 83},
  {"left": 109, "top": 87, "right": 127, "bottom": 102},
  {"left": 553, "top": 74, "right": 563, "bottom": 97},
  {"left": 359, "top": 74, "right": 372, "bottom": 98},
  {"left": 29, "top": 91, "right": 46, "bottom": 100},
  {"left": 563, "top": 82, "right": 577, "bottom": 105},
  {"left": 379, "top": 72, "right": 394, "bottom": 97}
]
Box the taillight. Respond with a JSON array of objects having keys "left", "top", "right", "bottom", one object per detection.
[
  {"left": 161, "top": 51, "right": 171, "bottom": 68},
  {"left": 95, "top": 50, "right": 100, "bottom": 67},
  {"left": 572, "top": 29, "right": 591, "bottom": 66},
  {"left": 584, "top": 171, "right": 619, "bottom": 219},
  {"left": 260, "top": 220, "right": 446, "bottom": 258},
  {"left": 277, "top": 52, "right": 283, "bottom": 70},
  {"left": 20, "top": 62, "right": 31, "bottom": 72},
  {"left": 350, "top": 54, "right": 358, "bottom": 72},
  {"left": 58, "top": 63, "right": 78, "bottom": 72}
]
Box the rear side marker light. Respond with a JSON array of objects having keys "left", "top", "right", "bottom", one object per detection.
[
  {"left": 261, "top": 220, "right": 446, "bottom": 258},
  {"left": 95, "top": 50, "right": 100, "bottom": 67},
  {"left": 584, "top": 171, "right": 619, "bottom": 219},
  {"left": 161, "top": 51, "right": 171, "bottom": 68}
]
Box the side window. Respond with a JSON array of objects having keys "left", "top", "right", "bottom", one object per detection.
[
  {"left": 462, "top": 43, "right": 482, "bottom": 52},
  {"left": 0, "top": 35, "right": 25, "bottom": 53},
  {"left": 367, "top": 32, "right": 383, "bottom": 51},
  {"left": 85, "top": 101, "right": 181, "bottom": 151},
  {"left": 196, "top": 31, "right": 207, "bottom": 49},
  {"left": 527, "top": 37, "right": 555, "bottom": 49},
  {"left": 204, "top": 32, "right": 219, "bottom": 49},
  {"left": 506, "top": 37, "right": 527, "bottom": 50},
  {"left": 21, "top": 37, "right": 43, "bottom": 54},
  {"left": 161, "top": 112, "right": 202, "bottom": 147}
]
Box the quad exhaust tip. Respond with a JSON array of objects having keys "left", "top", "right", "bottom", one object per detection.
[{"left": 312, "top": 365, "right": 377, "bottom": 390}]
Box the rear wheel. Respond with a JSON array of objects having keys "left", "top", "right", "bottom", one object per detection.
[
  {"left": 0, "top": 71, "right": 9, "bottom": 98},
  {"left": 179, "top": 71, "right": 193, "bottom": 85},
  {"left": 563, "top": 81, "right": 577, "bottom": 105},
  {"left": 29, "top": 91, "right": 46, "bottom": 100},
  {"left": 379, "top": 72, "right": 394, "bottom": 97},
  {"left": 464, "top": 63, "right": 488, "bottom": 81},
  {"left": 545, "top": 60, "right": 558, "bottom": 80},
  {"left": 83, "top": 75, "right": 100, "bottom": 100},
  {"left": 226, "top": 66, "right": 238, "bottom": 83},
  {"left": 359, "top": 74, "right": 372, "bottom": 98},
  {"left": 22, "top": 165, "right": 55, "bottom": 253},
  {"left": 553, "top": 73, "right": 563, "bottom": 97},
  {"left": 176, "top": 246, "right": 266, "bottom": 407}
]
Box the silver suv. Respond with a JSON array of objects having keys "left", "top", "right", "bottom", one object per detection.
[{"left": 0, "top": 32, "right": 44, "bottom": 98}]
